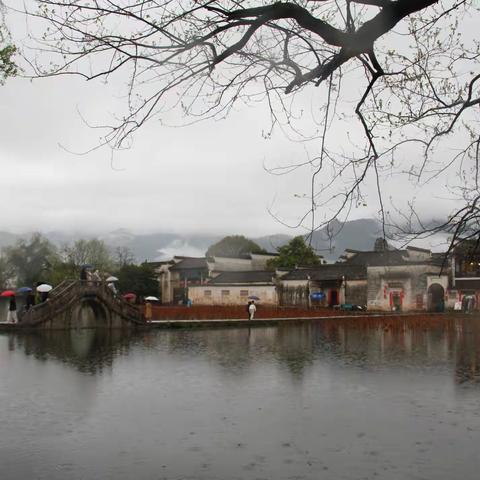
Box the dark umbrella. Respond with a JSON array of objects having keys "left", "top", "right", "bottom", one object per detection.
[
  {"left": 248, "top": 295, "right": 260, "bottom": 301},
  {"left": 81, "top": 264, "right": 94, "bottom": 269},
  {"left": 17, "top": 287, "right": 33, "bottom": 294}
]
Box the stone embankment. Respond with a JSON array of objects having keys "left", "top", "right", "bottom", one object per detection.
[
  {"left": 1, "top": 302, "right": 473, "bottom": 331},
  {"left": 149, "top": 305, "right": 364, "bottom": 321},
  {"left": 147, "top": 311, "right": 467, "bottom": 329}
]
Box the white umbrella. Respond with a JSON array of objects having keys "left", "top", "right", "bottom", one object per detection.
[
  {"left": 145, "top": 296, "right": 159, "bottom": 301},
  {"left": 36, "top": 284, "right": 53, "bottom": 293},
  {"left": 106, "top": 276, "right": 119, "bottom": 282}
]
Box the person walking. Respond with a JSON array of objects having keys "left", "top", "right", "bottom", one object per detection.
[
  {"left": 461, "top": 294, "right": 468, "bottom": 313},
  {"left": 248, "top": 301, "right": 256, "bottom": 321},
  {"left": 92, "top": 269, "right": 102, "bottom": 285},
  {"left": 107, "top": 281, "right": 118, "bottom": 296},
  {"left": 25, "top": 291, "right": 35, "bottom": 312},
  {"left": 7, "top": 296, "right": 18, "bottom": 324},
  {"left": 80, "top": 266, "right": 87, "bottom": 283},
  {"left": 468, "top": 295, "right": 476, "bottom": 313},
  {"left": 246, "top": 301, "right": 252, "bottom": 320},
  {"left": 145, "top": 301, "right": 153, "bottom": 322}
]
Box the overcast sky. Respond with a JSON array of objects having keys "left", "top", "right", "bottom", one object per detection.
[{"left": 0, "top": 2, "right": 467, "bottom": 240}]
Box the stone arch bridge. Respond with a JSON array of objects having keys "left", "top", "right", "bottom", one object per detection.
[{"left": 19, "top": 280, "right": 145, "bottom": 329}]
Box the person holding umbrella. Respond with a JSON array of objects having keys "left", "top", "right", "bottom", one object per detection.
[
  {"left": 7, "top": 295, "right": 18, "bottom": 324},
  {"left": 246, "top": 301, "right": 252, "bottom": 320},
  {"left": 248, "top": 301, "right": 256, "bottom": 321},
  {"left": 107, "top": 281, "right": 118, "bottom": 296},
  {"left": 25, "top": 290, "right": 36, "bottom": 311},
  {"left": 247, "top": 295, "right": 259, "bottom": 320},
  {"left": 80, "top": 266, "right": 88, "bottom": 283},
  {"left": 92, "top": 269, "right": 102, "bottom": 285},
  {"left": 36, "top": 284, "right": 53, "bottom": 302},
  {"left": 17, "top": 287, "right": 35, "bottom": 312},
  {"left": 80, "top": 264, "right": 94, "bottom": 285},
  {"left": 1, "top": 291, "right": 17, "bottom": 323},
  {"left": 106, "top": 276, "right": 119, "bottom": 296}
]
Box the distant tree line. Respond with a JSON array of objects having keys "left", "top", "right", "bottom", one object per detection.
[
  {"left": 267, "top": 236, "right": 321, "bottom": 270},
  {"left": 206, "top": 234, "right": 321, "bottom": 270},
  {"left": 0, "top": 233, "right": 157, "bottom": 297},
  {"left": 0, "top": 1, "right": 16, "bottom": 84}
]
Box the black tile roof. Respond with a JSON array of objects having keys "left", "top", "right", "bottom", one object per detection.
[
  {"left": 406, "top": 246, "right": 431, "bottom": 253},
  {"left": 144, "top": 260, "right": 173, "bottom": 268},
  {"left": 170, "top": 257, "right": 208, "bottom": 270},
  {"left": 207, "top": 271, "right": 275, "bottom": 285},
  {"left": 430, "top": 252, "right": 447, "bottom": 266},
  {"left": 207, "top": 252, "right": 279, "bottom": 260},
  {"left": 207, "top": 253, "right": 251, "bottom": 260},
  {"left": 342, "top": 250, "right": 407, "bottom": 266},
  {"left": 283, "top": 264, "right": 367, "bottom": 281},
  {"left": 341, "top": 249, "right": 442, "bottom": 267}
]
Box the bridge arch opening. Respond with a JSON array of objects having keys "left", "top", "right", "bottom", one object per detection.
[{"left": 73, "top": 298, "right": 110, "bottom": 328}]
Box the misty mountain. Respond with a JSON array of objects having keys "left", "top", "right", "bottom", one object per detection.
[
  {"left": 0, "top": 218, "right": 385, "bottom": 263},
  {"left": 0, "top": 231, "right": 19, "bottom": 249},
  {"left": 253, "top": 234, "right": 293, "bottom": 253},
  {"left": 310, "top": 218, "right": 382, "bottom": 261},
  {"left": 0, "top": 229, "right": 221, "bottom": 262}
]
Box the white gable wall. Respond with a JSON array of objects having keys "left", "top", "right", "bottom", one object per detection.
[{"left": 189, "top": 285, "right": 277, "bottom": 305}]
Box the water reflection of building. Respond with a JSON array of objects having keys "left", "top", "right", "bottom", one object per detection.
[
  {"left": 454, "top": 319, "right": 480, "bottom": 384},
  {"left": 4, "top": 316, "right": 474, "bottom": 393},
  {"left": 274, "top": 324, "right": 315, "bottom": 379},
  {"left": 154, "top": 319, "right": 480, "bottom": 386}
]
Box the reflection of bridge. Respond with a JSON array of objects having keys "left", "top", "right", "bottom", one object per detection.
[{"left": 19, "top": 280, "right": 145, "bottom": 328}]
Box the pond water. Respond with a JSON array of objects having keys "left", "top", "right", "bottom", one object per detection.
[{"left": 1, "top": 318, "right": 480, "bottom": 480}]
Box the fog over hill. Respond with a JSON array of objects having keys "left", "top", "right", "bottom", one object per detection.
[
  {"left": 0, "top": 218, "right": 445, "bottom": 262},
  {"left": 309, "top": 218, "right": 382, "bottom": 260},
  {"left": 0, "top": 218, "right": 444, "bottom": 263}
]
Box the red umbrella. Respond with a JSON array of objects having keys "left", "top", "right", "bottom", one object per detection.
[
  {"left": 1, "top": 290, "right": 16, "bottom": 297},
  {"left": 123, "top": 293, "right": 136, "bottom": 300}
]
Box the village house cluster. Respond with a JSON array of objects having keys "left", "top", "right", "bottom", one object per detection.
[{"left": 147, "top": 243, "right": 480, "bottom": 312}]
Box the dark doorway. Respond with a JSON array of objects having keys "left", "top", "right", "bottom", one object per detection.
[
  {"left": 428, "top": 284, "right": 445, "bottom": 312},
  {"left": 173, "top": 287, "right": 186, "bottom": 305},
  {"left": 329, "top": 290, "right": 339, "bottom": 307},
  {"left": 391, "top": 292, "right": 402, "bottom": 312}
]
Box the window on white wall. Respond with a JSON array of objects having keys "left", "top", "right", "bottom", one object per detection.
[
  {"left": 221, "top": 290, "right": 230, "bottom": 296},
  {"left": 240, "top": 290, "right": 248, "bottom": 297},
  {"left": 204, "top": 290, "right": 212, "bottom": 297}
]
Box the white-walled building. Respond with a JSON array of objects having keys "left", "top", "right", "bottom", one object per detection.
[
  {"left": 189, "top": 271, "right": 277, "bottom": 305},
  {"left": 148, "top": 245, "right": 452, "bottom": 312},
  {"left": 338, "top": 247, "right": 448, "bottom": 311},
  {"left": 149, "top": 253, "right": 278, "bottom": 304},
  {"left": 279, "top": 264, "right": 367, "bottom": 307}
]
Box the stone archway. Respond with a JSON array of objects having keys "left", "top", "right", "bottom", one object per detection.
[
  {"left": 73, "top": 298, "right": 110, "bottom": 328},
  {"left": 428, "top": 283, "right": 445, "bottom": 312}
]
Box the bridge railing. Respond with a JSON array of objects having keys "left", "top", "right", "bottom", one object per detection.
[
  {"left": 19, "top": 279, "right": 144, "bottom": 326},
  {"left": 79, "top": 280, "right": 143, "bottom": 322}
]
